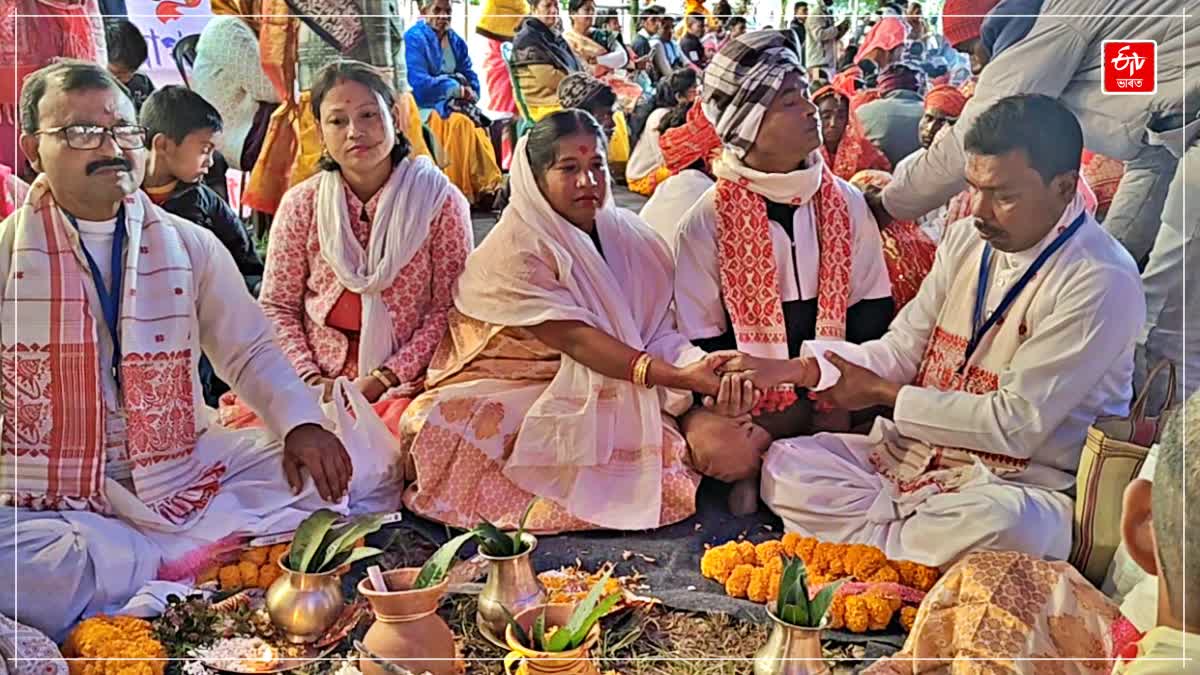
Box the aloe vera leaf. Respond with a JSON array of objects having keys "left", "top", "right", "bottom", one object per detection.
[
  {"left": 512, "top": 498, "right": 538, "bottom": 553},
  {"left": 547, "top": 569, "right": 613, "bottom": 651},
  {"left": 568, "top": 593, "right": 620, "bottom": 648},
  {"left": 289, "top": 509, "right": 340, "bottom": 572},
  {"left": 326, "top": 546, "right": 385, "bottom": 571},
  {"left": 415, "top": 531, "right": 475, "bottom": 588},
  {"left": 809, "top": 578, "right": 848, "bottom": 627},
  {"left": 532, "top": 609, "right": 546, "bottom": 652},
  {"left": 474, "top": 521, "right": 513, "bottom": 557},
  {"left": 319, "top": 514, "right": 385, "bottom": 572},
  {"left": 499, "top": 604, "right": 531, "bottom": 648}
]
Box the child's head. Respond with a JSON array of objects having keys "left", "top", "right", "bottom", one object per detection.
[
  {"left": 104, "top": 19, "right": 149, "bottom": 85},
  {"left": 1122, "top": 392, "right": 1199, "bottom": 631},
  {"left": 139, "top": 86, "right": 224, "bottom": 184}
]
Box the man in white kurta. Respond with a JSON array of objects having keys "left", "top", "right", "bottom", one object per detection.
[
  {"left": 761, "top": 94, "right": 1144, "bottom": 567},
  {"left": 0, "top": 62, "right": 400, "bottom": 640}
]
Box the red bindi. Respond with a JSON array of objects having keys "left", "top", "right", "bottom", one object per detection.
[{"left": 578, "top": 144, "right": 589, "bottom": 154}]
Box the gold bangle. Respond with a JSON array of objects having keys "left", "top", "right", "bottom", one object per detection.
[
  {"left": 633, "top": 353, "right": 653, "bottom": 388},
  {"left": 370, "top": 368, "right": 395, "bottom": 390}
]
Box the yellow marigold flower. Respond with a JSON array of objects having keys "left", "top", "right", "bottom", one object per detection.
[
  {"left": 899, "top": 606, "right": 919, "bottom": 631},
  {"left": 781, "top": 532, "right": 802, "bottom": 557},
  {"left": 765, "top": 555, "right": 784, "bottom": 575},
  {"left": 725, "top": 564, "right": 754, "bottom": 599},
  {"left": 736, "top": 541, "right": 757, "bottom": 566},
  {"left": 64, "top": 616, "right": 165, "bottom": 675},
  {"left": 843, "top": 595, "right": 870, "bottom": 633},
  {"left": 747, "top": 567, "right": 770, "bottom": 603},
  {"left": 755, "top": 540, "right": 784, "bottom": 567},
  {"left": 258, "top": 563, "right": 282, "bottom": 589}
]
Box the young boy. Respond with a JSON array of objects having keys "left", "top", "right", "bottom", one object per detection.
[
  {"left": 139, "top": 86, "right": 263, "bottom": 285},
  {"left": 104, "top": 19, "right": 155, "bottom": 112}
]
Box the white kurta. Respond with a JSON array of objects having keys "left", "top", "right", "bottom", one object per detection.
[
  {"left": 627, "top": 108, "right": 669, "bottom": 182},
  {"left": 0, "top": 211, "right": 401, "bottom": 640},
  {"left": 761, "top": 200, "right": 1144, "bottom": 567},
  {"left": 638, "top": 169, "right": 714, "bottom": 253},
  {"left": 672, "top": 157, "right": 893, "bottom": 342}
]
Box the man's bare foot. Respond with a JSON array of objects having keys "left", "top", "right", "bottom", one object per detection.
[{"left": 728, "top": 477, "right": 760, "bottom": 516}]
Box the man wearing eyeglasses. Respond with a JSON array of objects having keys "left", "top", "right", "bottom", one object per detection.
[{"left": 0, "top": 61, "right": 402, "bottom": 640}]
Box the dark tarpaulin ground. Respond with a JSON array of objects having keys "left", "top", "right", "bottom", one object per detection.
[{"left": 394, "top": 478, "right": 906, "bottom": 660}]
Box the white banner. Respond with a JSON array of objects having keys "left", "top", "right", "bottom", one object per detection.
[{"left": 125, "top": 0, "right": 214, "bottom": 86}]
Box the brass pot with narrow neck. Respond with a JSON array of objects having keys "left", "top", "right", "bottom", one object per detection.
[
  {"left": 752, "top": 606, "right": 831, "bottom": 675},
  {"left": 476, "top": 532, "right": 547, "bottom": 648},
  {"left": 265, "top": 558, "right": 347, "bottom": 644}
]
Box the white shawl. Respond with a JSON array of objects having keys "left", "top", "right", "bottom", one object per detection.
[
  {"left": 316, "top": 156, "right": 460, "bottom": 376},
  {"left": 452, "top": 135, "right": 704, "bottom": 530}
]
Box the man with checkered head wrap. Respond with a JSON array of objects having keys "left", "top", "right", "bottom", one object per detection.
[{"left": 671, "top": 30, "right": 895, "bottom": 515}]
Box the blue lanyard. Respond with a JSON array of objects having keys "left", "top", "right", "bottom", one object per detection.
[
  {"left": 962, "top": 211, "right": 1086, "bottom": 374},
  {"left": 68, "top": 207, "right": 126, "bottom": 382}
]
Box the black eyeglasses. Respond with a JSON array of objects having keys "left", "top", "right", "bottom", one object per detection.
[{"left": 35, "top": 124, "right": 148, "bottom": 150}]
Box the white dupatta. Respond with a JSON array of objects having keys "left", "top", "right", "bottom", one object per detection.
[
  {"left": 453, "top": 135, "right": 703, "bottom": 530},
  {"left": 316, "top": 156, "right": 458, "bottom": 376}
]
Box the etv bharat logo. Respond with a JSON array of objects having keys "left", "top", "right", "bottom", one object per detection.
[{"left": 1102, "top": 40, "right": 1157, "bottom": 95}]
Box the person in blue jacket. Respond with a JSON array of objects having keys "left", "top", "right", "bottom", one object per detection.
[{"left": 405, "top": 0, "right": 503, "bottom": 206}]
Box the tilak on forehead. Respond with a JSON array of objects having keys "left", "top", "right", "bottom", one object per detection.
[{"left": 700, "top": 29, "right": 804, "bottom": 158}]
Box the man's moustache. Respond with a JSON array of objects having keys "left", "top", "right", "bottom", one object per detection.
[{"left": 86, "top": 159, "right": 132, "bottom": 175}]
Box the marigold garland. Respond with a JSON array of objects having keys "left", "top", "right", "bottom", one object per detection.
[
  {"left": 198, "top": 544, "right": 290, "bottom": 592},
  {"left": 698, "top": 536, "right": 941, "bottom": 634},
  {"left": 63, "top": 615, "right": 166, "bottom": 675}
]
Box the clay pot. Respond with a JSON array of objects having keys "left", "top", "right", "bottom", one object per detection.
[
  {"left": 265, "top": 558, "right": 346, "bottom": 644},
  {"left": 503, "top": 604, "right": 601, "bottom": 675},
  {"left": 751, "top": 606, "right": 830, "bottom": 675},
  {"left": 477, "top": 533, "right": 548, "bottom": 648},
  {"left": 357, "top": 568, "right": 463, "bottom": 675}
]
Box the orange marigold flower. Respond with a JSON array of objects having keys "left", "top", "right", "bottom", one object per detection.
[
  {"left": 725, "top": 564, "right": 754, "bottom": 599},
  {"left": 238, "top": 560, "right": 259, "bottom": 588},
  {"left": 241, "top": 546, "right": 269, "bottom": 565},
  {"left": 736, "top": 541, "right": 757, "bottom": 566},
  {"left": 64, "top": 615, "right": 165, "bottom": 675},
  {"left": 844, "top": 595, "right": 870, "bottom": 633},
  {"left": 765, "top": 555, "right": 784, "bottom": 575},
  {"left": 868, "top": 564, "right": 900, "bottom": 584},
  {"left": 899, "top": 606, "right": 919, "bottom": 631},
  {"left": 755, "top": 540, "right": 784, "bottom": 567},
  {"left": 863, "top": 592, "right": 896, "bottom": 631},
  {"left": 828, "top": 593, "right": 847, "bottom": 629},
  {"left": 701, "top": 543, "right": 741, "bottom": 583},
  {"left": 747, "top": 567, "right": 770, "bottom": 603},
  {"left": 218, "top": 564, "right": 242, "bottom": 591},
  {"left": 796, "top": 536, "right": 819, "bottom": 564},
  {"left": 781, "top": 532, "right": 802, "bottom": 557},
  {"left": 767, "top": 569, "right": 782, "bottom": 602},
  {"left": 851, "top": 547, "right": 888, "bottom": 580}
]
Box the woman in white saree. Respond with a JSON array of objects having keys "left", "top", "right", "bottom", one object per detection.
[{"left": 399, "top": 110, "right": 751, "bottom": 532}]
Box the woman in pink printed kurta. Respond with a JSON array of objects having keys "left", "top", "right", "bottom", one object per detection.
[{"left": 220, "top": 61, "right": 472, "bottom": 434}]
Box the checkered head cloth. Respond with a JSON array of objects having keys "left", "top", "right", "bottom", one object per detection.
[{"left": 700, "top": 29, "right": 803, "bottom": 158}]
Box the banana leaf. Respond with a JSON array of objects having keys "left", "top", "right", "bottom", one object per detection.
[
  {"left": 289, "top": 509, "right": 340, "bottom": 573},
  {"left": 546, "top": 568, "right": 613, "bottom": 652},
  {"left": 415, "top": 531, "right": 475, "bottom": 588},
  {"left": 808, "top": 577, "right": 848, "bottom": 627},
  {"left": 319, "top": 514, "right": 385, "bottom": 572}
]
